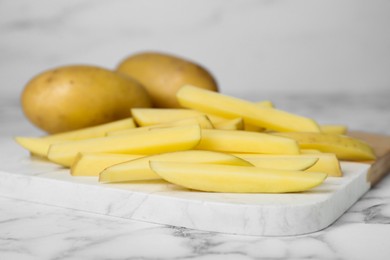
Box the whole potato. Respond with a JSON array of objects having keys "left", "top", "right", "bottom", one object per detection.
[
  {"left": 116, "top": 52, "right": 218, "bottom": 108},
  {"left": 21, "top": 65, "right": 152, "bottom": 134}
]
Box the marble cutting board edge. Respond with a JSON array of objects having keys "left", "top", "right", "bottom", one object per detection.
[{"left": 0, "top": 137, "right": 371, "bottom": 236}]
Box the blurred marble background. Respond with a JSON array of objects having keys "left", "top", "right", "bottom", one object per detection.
[{"left": 1, "top": 0, "right": 390, "bottom": 102}]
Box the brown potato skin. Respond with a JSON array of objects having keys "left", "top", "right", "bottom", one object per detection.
[
  {"left": 21, "top": 65, "right": 152, "bottom": 134},
  {"left": 116, "top": 52, "right": 218, "bottom": 108}
]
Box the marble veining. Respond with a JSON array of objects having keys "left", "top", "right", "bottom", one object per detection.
[{"left": 1, "top": 194, "right": 390, "bottom": 260}]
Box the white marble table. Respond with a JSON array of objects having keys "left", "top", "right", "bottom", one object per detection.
[{"left": 1, "top": 93, "right": 390, "bottom": 260}]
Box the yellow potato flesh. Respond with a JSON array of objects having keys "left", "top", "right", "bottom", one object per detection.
[
  {"left": 15, "top": 118, "right": 136, "bottom": 157},
  {"left": 131, "top": 108, "right": 227, "bottom": 127},
  {"left": 107, "top": 115, "right": 214, "bottom": 136},
  {"left": 301, "top": 149, "right": 322, "bottom": 154},
  {"left": 304, "top": 153, "right": 342, "bottom": 177},
  {"left": 234, "top": 153, "right": 342, "bottom": 177},
  {"left": 243, "top": 124, "right": 265, "bottom": 132},
  {"left": 177, "top": 85, "right": 321, "bottom": 133},
  {"left": 197, "top": 129, "right": 300, "bottom": 154},
  {"left": 256, "top": 100, "right": 274, "bottom": 108},
  {"left": 213, "top": 118, "right": 244, "bottom": 130},
  {"left": 274, "top": 132, "right": 376, "bottom": 161},
  {"left": 132, "top": 102, "right": 273, "bottom": 129},
  {"left": 239, "top": 100, "right": 275, "bottom": 132},
  {"left": 43, "top": 118, "right": 136, "bottom": 140},
  {"left": 47, "top": 125, "right": 202, "bottom": 167},
  {"left": 71, "top": 153, "right": 143, "bottom": 176},
  {"left": 244, "top": 101, "right": 272, "bottom": 132},
  {"left": 149, "top": 162, "right": 327, "bottom": 193},
  {"left": 232, "top": 157, "right": 318, "bottom": 171},
  {"left": 131, "top": 108, "right": 203, "bottom": 126},
  {"left": 320, "top": 124, "right": 348, "bottom": 134},
  {"left": 15, "top": 137, "right": 62, "bottom": 158},
  {"left": 99, "top": 150, "right": 253, "bottom": 183}
]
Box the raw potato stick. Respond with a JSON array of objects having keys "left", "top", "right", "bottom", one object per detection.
[{"left": 177, "top": 85, "right": 321, "bottom": 133}]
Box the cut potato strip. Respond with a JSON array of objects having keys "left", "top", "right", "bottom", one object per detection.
[
  {"left": 177, "top": 85, "right": 321, "bottom": 133},
  {"left": 256, "top": 100, "right": 274, "bottom": 108},
  {"left": 213, "top": 118, "right": 244, "bottom": 130},
  {"left": 232, "top": 157, "right": 318, "bottom": 171},
  {"left": 47, "top": 124, "right": 202, "bottom": 167},
  {"left": 15, "top": 137, "right": 64, "bottom": 158},
  {"left": 149, "top": 161, "right": 327, "bottom": 193},
  {"left": 43, "top": 118, "right": 136, "bottom": 140},
  {"left": 320, "top": 124, "right": 348, "bottom": 134},
  {"left": 107, "top": 115, "right": 214, "bottom": 136},
  {"left": 99, "top": 150, "right": 252, "bottom": 183},
  {"left": 132, "top": 108, "right": 202, "bottom": 126},
  {"left": 243, "top": 124, "right": 265, "bottom": 132},
  {"left": 234, "top": 153, "right": 342, "bottom": 177},
  {"left": 131, "top": 108, "right": 228, "bottom": 126},
  {"left": 304, "top": 153, "right": 342, "bottom": 177},
  {"left": 197, "top": 129, "right": 300, "bottom": 154},
  {"left": 301, "top": 149, "right": 322, "bottom": 154},
  {"left": 274, "top": 132, "right": 376, "bottom": 161},
  {"left": 14, "top": 118, "right": 136, "bottom": 157},
  {"left": 242, "top": 100, "right": 272, "bottom": 132},
  {"left": 71, "top": 153, "right": 144, "bottom": 176}
]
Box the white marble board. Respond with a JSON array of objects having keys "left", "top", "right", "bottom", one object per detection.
[{"left": 0, "top": 137, "right": 371, "bottom": 236}]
